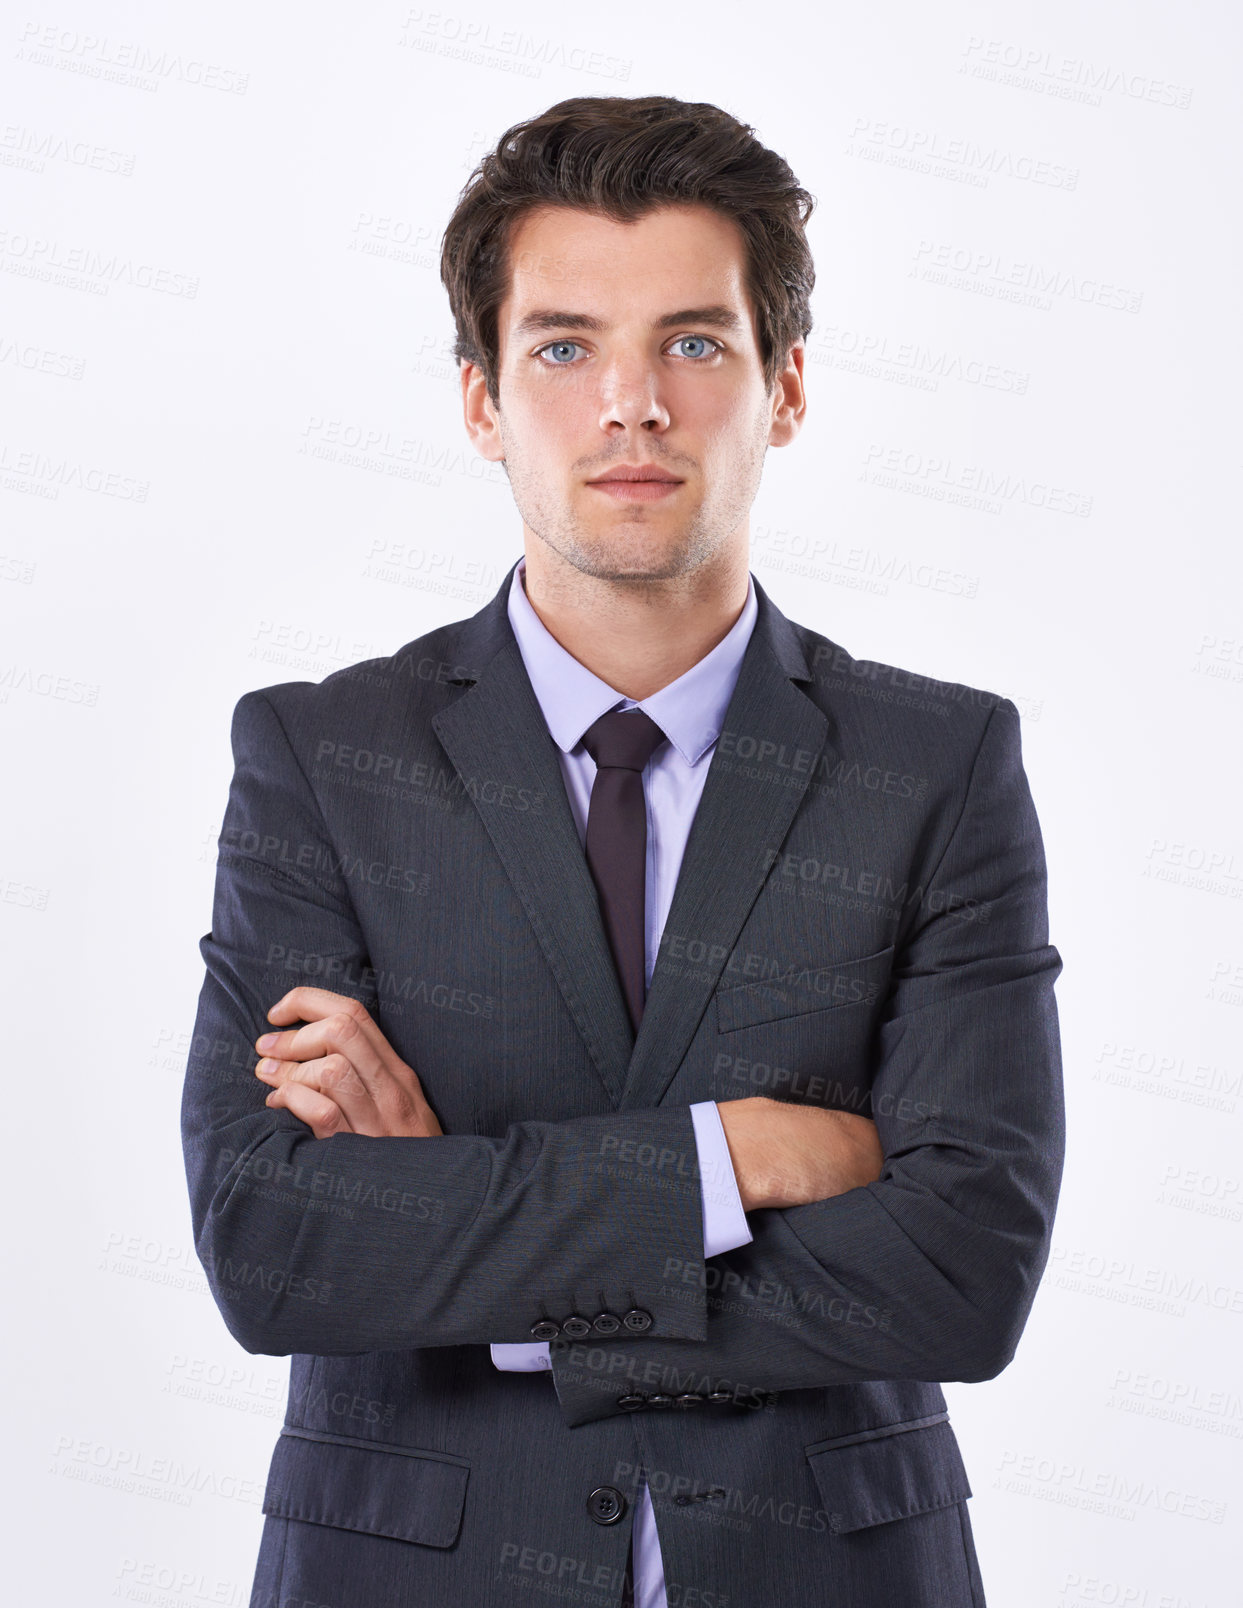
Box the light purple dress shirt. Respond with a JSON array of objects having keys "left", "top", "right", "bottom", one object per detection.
[{"left": 490, "top": 556, "right": 757, "bottom": 1608}]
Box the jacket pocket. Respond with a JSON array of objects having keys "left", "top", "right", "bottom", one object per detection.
[
  {"left": 262, "top": 1426, "right": 470, "bottom": 1548},
  {"left": 804, "top": 1414, "right": 971, "bottom": 1534},
  {"left": 716, "top": 944, "right": 895, "bottom": 1034}
]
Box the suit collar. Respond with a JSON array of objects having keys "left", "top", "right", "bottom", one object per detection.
[
  {"left": 505, "top": 556, "right": 759, "bottom": 767},
  {"left": 444, "top": 556, "right": 816, "bottom": 691}
]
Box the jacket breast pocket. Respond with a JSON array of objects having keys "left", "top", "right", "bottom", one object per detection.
[
  {"left": 262, "top": 1426, "right": 470, "bottom": 1548},
  {"left": 804, "top": 1414, "right": 972, "bottom": 1534},
  {"left": 716, "top": 944, "right": 895, "bottom": 1035}
]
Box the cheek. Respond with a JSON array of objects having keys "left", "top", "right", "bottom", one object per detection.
[
  {"left": 699, "top": 401, "right": 769, "bottom": 468},
  {"left": 507, "top": 387, "right": 584, "bottom": 459}
]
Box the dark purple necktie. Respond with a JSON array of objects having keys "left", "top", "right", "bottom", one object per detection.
[{"left": 580, "top": 707, "right": 668, "bottom": 1037}]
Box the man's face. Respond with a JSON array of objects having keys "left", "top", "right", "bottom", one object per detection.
[{"left": 472, "top": 202, "right": 802, "bottom": 583}]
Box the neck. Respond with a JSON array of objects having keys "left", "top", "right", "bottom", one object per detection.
[{"left": 519, "top": 538, "right": 750, "bottom": 701}]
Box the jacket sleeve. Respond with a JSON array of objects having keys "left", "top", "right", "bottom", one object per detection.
[
  {"left": 181, "top": 688, "right": 712, "bottom": 1357},
  {"left": 489, "top": 1102, "right": 753, "bottom": 1372},
  {"left": 549, "top": 698, "right": 1066, "bottom": 1426}
]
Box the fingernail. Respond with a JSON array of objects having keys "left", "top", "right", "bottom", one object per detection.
[
  {"left": 256, "top": 1033, "right": 276, "bottom": 1050},
  {"left": 256, "top": 1059, "right": 275, "bottom": 1076}
]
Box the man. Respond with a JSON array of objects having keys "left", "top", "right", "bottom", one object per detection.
[{"left": 182, "top": 95, "right": 1064, "bottom": 1608}]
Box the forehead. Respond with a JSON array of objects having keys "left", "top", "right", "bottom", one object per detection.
[{"left": 499, "top": 203, "right": 753, "bottom": 335}]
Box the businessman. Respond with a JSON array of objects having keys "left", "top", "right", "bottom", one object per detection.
[{"left": 182, "top": 95, "right": 1064, "bottom": 1608}]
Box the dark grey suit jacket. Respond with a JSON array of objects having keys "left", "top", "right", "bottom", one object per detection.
[{"left": 181, "top": 561, "right": 1064, "bottom": 1608}]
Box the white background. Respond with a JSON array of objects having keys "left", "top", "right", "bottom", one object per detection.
[{"left": 2, "top": 3, "right": 1240, "bottom": 1604}]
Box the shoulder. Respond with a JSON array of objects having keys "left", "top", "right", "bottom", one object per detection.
[
  {"left": 228, "top": 612, "right": 482, "bottom": 760},
  {"left": 783, "top": 613, "right": 1021, "bottom": 784}
]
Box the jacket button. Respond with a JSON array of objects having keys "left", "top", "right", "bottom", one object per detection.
[
  {"left": 706, "top": 1390, "right": 734, "bottom": 1405},
  {"left": 592, "top": 1312, "right": 621, "bottom": 1334},
  {"left": 561, "top": 1315, "right": 592, "bottom": 1338},
  {"left": 530, "top": 1319, "right": 561, "bottom": 1341},
  {"left": 675, "top": 1393, "right": 705, "bottom": 1408},
  {"left": 647, "top": 1393, "right": 674, "bottom": 1409},
  {"left": 616, "top": 1394, "right": 647, "bottom": 1412},
  {"left": 622, "top": 1308, "right": 653, "bottom": 1333},
  {"left": 586, "top": 1486, "right": 628, "bottom": 1525}
]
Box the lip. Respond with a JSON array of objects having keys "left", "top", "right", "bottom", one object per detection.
[
  {"left": 588, "top": 480, "right": 682, "bottom": 501},
  {"left": 586, "top": 465, "right": 683, "bottom": 484},
  {"left": 586, "top": 465, "right": 684, "bottom": 502}
]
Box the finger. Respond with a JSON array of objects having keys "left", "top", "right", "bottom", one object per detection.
[
  {"left": 254, "top": 1005, "right": 391, "bottom": 1095},
  {"left": 255, "top": 1057, "right": 299, "bottom": 1083},
  {"left": 262, "top": 988, "right": 390, "bottom": 1056},
  {"left": 255, "top": 1056, "right": 339, "bottom": 1086},
  {"left": 266, "top": 1061, "right": 415, "bottom": 1140},
  {"left": 265, "top": 986, "right": 369, "bottom": 1023},
  {"left": 264, "top": 1051, "right": 381, "bottom": 1132},
  {"left": 266, "top": 1078, "right": 353, "bottom": 1138},
  {"left": 256, "top": 991, "right": 395, "bottom": 1074}
]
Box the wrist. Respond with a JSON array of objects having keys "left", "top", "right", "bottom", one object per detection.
[{"left": 715, "top": 1097, "right": 768, "bottom": 1212}]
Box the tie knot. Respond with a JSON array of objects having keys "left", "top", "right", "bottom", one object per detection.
[{"left": 581, "top": 707, "right": 667, "bottom": 772}]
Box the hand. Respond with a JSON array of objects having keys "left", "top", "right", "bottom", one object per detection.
[
  {"left": 716, "top": 1097, "right": 883, "bottom": 1211},
  {"left": 253, "top": 987, "right": 443, "bottom": 1140}
]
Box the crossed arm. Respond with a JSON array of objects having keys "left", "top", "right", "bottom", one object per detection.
[
  {"left": 182, "top": 688, "right": 1064, "bottom": 1425},
  {"left": 250, "top": 988, "right": 884, "bottom": 1211}
]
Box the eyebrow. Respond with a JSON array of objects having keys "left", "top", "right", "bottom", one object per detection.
[{"left": 510, "top": 304, "right": 745, "bottom": 340}]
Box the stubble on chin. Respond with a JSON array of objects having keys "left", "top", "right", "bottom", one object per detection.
[{"left": 525, "top": 505, "right": 720, "bottom": 587}]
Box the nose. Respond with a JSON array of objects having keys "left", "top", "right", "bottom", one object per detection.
[{"left": 596, "top": 355, "right": 671, "bottom": 435}]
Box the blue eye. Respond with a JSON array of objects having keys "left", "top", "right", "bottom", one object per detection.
[
  {"left": 539, "top": 340, "right": 581, "bottom": 365},
  {"left": 669, "top": 335, "right": 719, "bottom": 360}
]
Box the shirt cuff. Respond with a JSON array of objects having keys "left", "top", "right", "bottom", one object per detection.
[
  {"left": 490, "top": 1341, "right": 551, "bottom": 1372},
  {"left": 690, "top": 1099, "right": 753, "bottom": 1257}
]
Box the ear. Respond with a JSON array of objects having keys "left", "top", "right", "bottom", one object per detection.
[
  {"left": 768, "top": 342, "right": 807, "bottom": 449},
  {"left": 462, "top": 360, "right": 505, "bottom": 462}
]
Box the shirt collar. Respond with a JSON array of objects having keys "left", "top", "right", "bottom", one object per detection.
[{"left": 506, "top": 556, "right": 758, "bottom": 767}]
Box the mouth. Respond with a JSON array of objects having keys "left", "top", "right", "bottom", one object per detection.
[{"left": 586, "top": 467, "right": 684, "bottom": 501}]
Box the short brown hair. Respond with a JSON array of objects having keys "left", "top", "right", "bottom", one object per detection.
[{"left": 439, "top": 95, "right": 816, "bottom": 408}]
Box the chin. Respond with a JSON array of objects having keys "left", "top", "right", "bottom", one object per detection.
[{"left": 578, "top": 539, "right": 698, "bottom": 582}]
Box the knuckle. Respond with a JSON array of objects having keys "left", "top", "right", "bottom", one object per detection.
[
  {"left": 332, "top": 1011, "right": 362, "bottom": 1043},
  {"left": 315, "top": 1097, "right": 344, "bottom": 1133},
  {"left": 320, "top": 1055, "right": 362, "bottom": 1096},
  {"left": 340, "top": 996, "right": 372, "bottom": 1024}
]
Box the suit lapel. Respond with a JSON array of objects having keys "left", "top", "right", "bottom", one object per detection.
[
  {"left": 431, "top": 571, "right": 634, "bottom": 1106},
  {"left": 620, "top": 589, "right": 831, "bottom": 1110},
  {"left": 427, "top": 565, "right": 833, "bottom": 1113}
]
